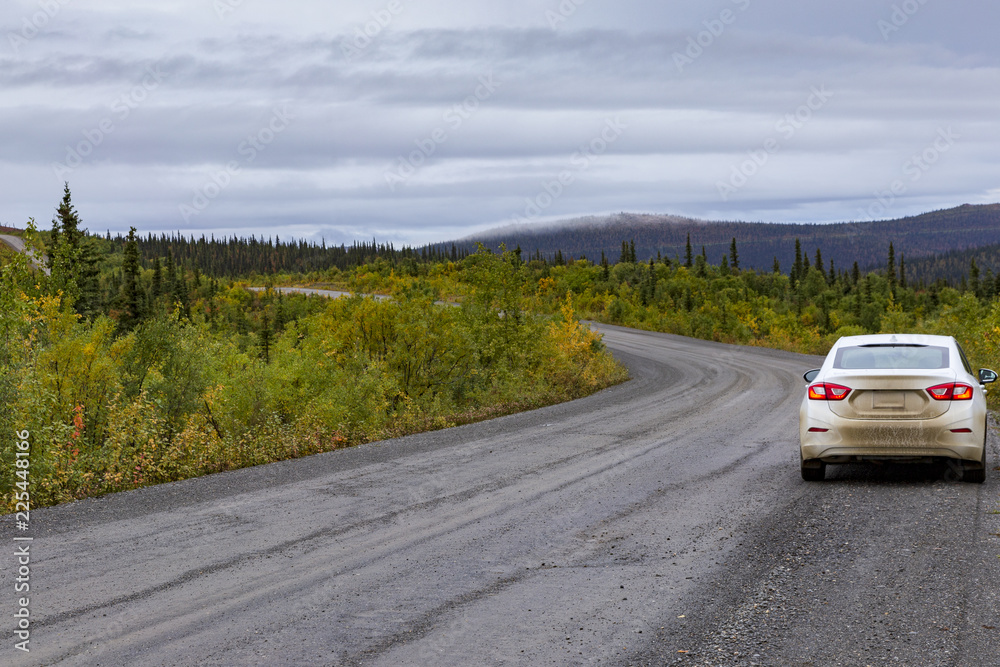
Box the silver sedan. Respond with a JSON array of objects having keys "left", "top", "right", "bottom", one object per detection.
[{"left": 799, "top": 333, "right": 996, "bottom": 482}]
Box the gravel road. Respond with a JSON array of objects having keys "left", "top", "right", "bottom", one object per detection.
[
  {"left": 3, "top": 325, "right": 998, "bottom": 666},
  {"left": 0, "top": 234, "right": 49, "bottom": 275},
  {"left": 247, "top": 286, "right": 389, "bottom": 300}
]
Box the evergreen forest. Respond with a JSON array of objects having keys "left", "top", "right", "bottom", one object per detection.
[{"left": 3, "top": 187, "right": 999, "bottom": 511}]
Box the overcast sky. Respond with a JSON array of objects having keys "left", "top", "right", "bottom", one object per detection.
[{"left": 2, "top": 0, "right": 999, "bottom": 245}]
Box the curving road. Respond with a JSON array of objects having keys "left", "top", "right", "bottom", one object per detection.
[
  {"left": 4, "top": 326, "right": 998, "bottom": 666},
  {"left": 0, "top": 234, "right": 50, "bottom": 275},
  {"left": 248, "top": 286, "right": 389, "bottom": 300}
]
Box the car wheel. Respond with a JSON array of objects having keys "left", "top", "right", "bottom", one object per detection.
[
  {"left": 961, "top": 445, "right": 986, "bottom": 484},
  {"left": 801, "top": 459, "right": 825, "bottom": 482}
]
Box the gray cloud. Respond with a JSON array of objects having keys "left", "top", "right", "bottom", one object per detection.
[{"left": 1, "top": 1, "right": 998, "bottom": 244}]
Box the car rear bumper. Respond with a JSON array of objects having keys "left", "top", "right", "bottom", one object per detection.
[{"left": 800, "top": 404, "right": 985, "bottom": 463}]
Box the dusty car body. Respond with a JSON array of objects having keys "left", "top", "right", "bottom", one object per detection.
[{"left": 799, "top": 333, "right": 996, "bottom": 482}]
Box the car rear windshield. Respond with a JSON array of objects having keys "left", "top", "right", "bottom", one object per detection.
[{"left": 833, "top": 344, "right": 950, "bottom": 370}]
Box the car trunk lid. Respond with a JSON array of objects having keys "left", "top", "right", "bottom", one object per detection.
[{"left": 824, "top": 370, "right": 955, "bottom": 420}]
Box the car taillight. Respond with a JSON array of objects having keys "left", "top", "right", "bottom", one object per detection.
[
  {"left": 927, "top": 383, "right": 974, "bottom": 401},
  {"left": 808, "top": 383, "right": 852, "bottom": 401}
]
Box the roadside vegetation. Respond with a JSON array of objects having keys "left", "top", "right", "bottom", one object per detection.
[
  {"left": 305, "top": 239, "right": 1000, "bottom": 410},
  {"left": 0, "top": 189, "right": 625, "bottom": 510},
  {"left": 521, "top": 239, "right": 1000, "bottom": 394},
  {"left": 4, "top": 186, "right": 999, "bottom": 511}
]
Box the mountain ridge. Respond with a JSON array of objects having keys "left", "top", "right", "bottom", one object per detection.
[{"left": 450, "top": 204, "right": 1000, "bottom": 280}]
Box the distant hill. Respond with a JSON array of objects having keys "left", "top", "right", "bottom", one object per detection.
[
  {"left": 903, "top": 242, "right": 1000, "bottom": 286},
  {"left": 451, "top": 204, "right": 1000, "bottom": 281}
]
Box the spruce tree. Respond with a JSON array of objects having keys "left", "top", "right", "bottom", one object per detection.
[
  {"left": 117, "top": 227, "right": 144, "bottom": 332},
  {"left": 640, "top": 261, "right": 655, "bottom": 305},
  {"left": 792, "top": 239, "right": 803, "bottom": 283},
  {"left": 260, "top": 310, "right": 271, "bottom": 363},
  {"left": 694, "top": 252, "right": 707, "bottom": 278},
  {"left": 164, "top": 249, "right": 176, "bottom": 303},
  {"left": 46, "top": 216, "right": 77, "bottom": 305},
  {"left": 47, "top": 217, "right": 60, "bottom": 272},
  {"left": 887, "top": 242, "right": 897, "bottom": 294},
  {"left": 54, "top": 182, "right": 83, "bottom": 250},
  {"left": 983, "top": 269, "right": 996, "bottom": 300},
  {"left": 729, "top": 237, "right": 739, "bottom": 270},
  {"left": 151, "top": 257, "right": 162, "bottom": 298},
  {"left": 177, "top": 266, "right": 191, "bottom": 319},
  {"left": 48, "top": 184, "right": 100, "bottom": 316},
  {"left": 274, "top": 293, "right": 286, "bottom": 332},
  {"left": 684, "top": 234, "right": 693, "bottom": 268}
]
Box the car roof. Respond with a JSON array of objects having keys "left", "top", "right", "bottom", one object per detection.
[{"left": 834, "top": 333, "right": 956, "bottom": 348}]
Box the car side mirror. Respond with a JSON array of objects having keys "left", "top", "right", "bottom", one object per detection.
[
  {"left": 803, "top": 369, "right": 821, "bottom": 383},
  {"left": 979, "top": 369, "right": 998, "bottom": 384}
]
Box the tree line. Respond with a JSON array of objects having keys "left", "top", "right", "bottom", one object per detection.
[
  {"left": 454, "top": 205, "right": 1000, "bottom": 275},
  {"left": 0, "top": 188, "right": 626, "bottom": 511}
]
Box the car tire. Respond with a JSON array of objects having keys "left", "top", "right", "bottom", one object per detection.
[
  {"left": 801, "top": 459, "right": 825, "bottom": 482},
  {"left": 961, "top": 444, "right": 986, "bottom": 484}
]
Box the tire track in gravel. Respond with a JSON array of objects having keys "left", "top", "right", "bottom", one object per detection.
[
  {"left": 632, "top": 416, "right": 1000, "bottom": 667},
  {"left": 22, "top": 325, "right": 979, "bottom": 666}
]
